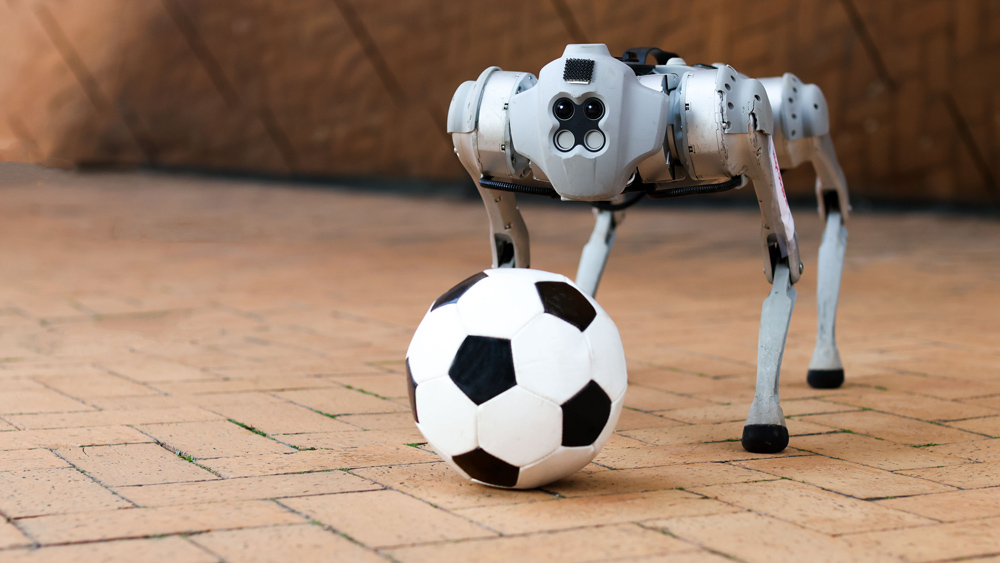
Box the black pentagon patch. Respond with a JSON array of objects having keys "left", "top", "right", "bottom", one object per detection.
[
  {"left": 536, "top": 281, "right": 597, "bottom": 331},
  {"left": 452, "top": 447, "right": 519, "bottom": 487},
  {"left": 405, "top": 359, "right": 418, "bottom": 423},
  {"left": 431, "top": 272, "right": 488, "bottom": 311},
  {"left": 561, "top": 380, "right": 612, "bottom": 447},
  {"left": 449, "top": 336, "right": 516, "bottom": 405}
]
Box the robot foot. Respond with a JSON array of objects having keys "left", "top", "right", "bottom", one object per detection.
[
  {"left": 741, "top": 424, "right": 789, "bottom": 454},
  {"left": 807, "top": 368, "right": 844, "bottom": 389}
]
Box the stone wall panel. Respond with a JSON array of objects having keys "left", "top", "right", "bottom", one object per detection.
[{"left": 2, "top": 0, "right": 999, "bottom": 202}]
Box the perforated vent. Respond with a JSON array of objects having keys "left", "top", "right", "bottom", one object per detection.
[{"left": 563, "top": 58, "right": 594, "bottom": 84}]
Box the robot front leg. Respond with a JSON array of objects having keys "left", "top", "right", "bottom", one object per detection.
[
  {"left": 742, "top": 262, "right": 797, "bottom": 453},
  {"left": 575, "top": 208, "right": 622, "bottom": 297},
  {"left": 575, "top": 209, "right": 616, "bottom": 296},
  {"left": 476, "top": 183, "right": 530, "bottom": 268},
  {"left": 739, "top": 133, "right": 801, "bottom": 454},
  {"left": 450, "top": 120, "right": 531, "bottom": 270}
]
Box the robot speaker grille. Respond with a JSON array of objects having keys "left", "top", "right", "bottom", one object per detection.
[{"left": 563, "top": 58, "right": 594, "bottom": 84}]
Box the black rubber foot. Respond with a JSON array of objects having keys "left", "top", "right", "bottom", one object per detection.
[
  {"left": 807, "top": 368, "right": 845, "bottom": 389},
  {"left": 742, "top": 424, "right": 789, "bottom": 453}
]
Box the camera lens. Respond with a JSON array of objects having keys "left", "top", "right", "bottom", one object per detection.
[
  {"left": 555, "top": 130, "right": 575, "bottom": 151},
  {"left": 584, "top": 98, "right": 604, "bottom": 120},
  {"left": 553, "top": 98, "right": 574, "bottom": 120}
]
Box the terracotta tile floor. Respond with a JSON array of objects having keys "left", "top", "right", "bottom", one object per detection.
[{"left": 1, "top": 163, "right": 999, "bottom": 562}]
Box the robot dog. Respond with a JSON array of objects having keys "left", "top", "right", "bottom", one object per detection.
[{"left": 446, "top": 44, "right": 850, "bottom": 454}]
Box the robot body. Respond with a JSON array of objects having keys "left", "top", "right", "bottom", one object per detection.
[{"left": 447, "top": 44, "right": 851, "bottom": 453}]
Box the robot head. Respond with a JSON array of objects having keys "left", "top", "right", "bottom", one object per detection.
[{"left": 508, "top": 44, "right": 668, "bottom": 201}]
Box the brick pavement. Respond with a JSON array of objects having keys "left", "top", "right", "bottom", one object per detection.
[{"left": 0, "top": 163, "right": 999, "bottom": 561}]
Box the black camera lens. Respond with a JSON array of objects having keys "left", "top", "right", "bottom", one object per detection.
[
  {"left": 553, "top": 98, "right": 574, "bottom": 120},
  {"left": 584, "top": 98, "right": 604, "bottom": 120}
]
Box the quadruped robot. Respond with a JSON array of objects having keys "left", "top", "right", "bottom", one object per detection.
[{"left": 446, "top": 44, "right": 851, "bottom": 454}]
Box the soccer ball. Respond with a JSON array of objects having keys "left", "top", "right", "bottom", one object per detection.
[{"left": 405, "top": 268, "right": 627, "bottom": 489}]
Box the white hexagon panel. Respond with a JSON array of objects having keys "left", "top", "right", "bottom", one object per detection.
[
  {"left": 488, "top": 268, "right": 566, "bottom": 285},
  {"left": 457, "top": 273, "right": 544, "bottom": 338},
  {"left": 512, "top": 313, "right": 593, "bottom": 404},
  {"left": 515, "top": 445, "right": 596, "bottom": 489},
  {"left": 478, "top": 387, "right": 562, "bottom": 467},
  {"left": 406, "top": 304, "right": 467, "bottom": 385},
  {"left": 414, "top": 376, "right": 479, "bottom": 457},
  {"left": 583, "top": 312, "right": 628, "bottom": 401}
]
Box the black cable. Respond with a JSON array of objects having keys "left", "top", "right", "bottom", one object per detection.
[
  {"left": 645, "top": 176, "right": 743, "bottom": 199},
  {"left": 481, "top": 175, "right": 646, "bottom": 210},
  {"left": 479, "top": 174, "right": 741, "bottom": 204},
  {"left": 590, "top": 192, "right": 646, "bottom": 211},
  {"left": 478, "top": 177, "right": 559, "bottom": 198}
]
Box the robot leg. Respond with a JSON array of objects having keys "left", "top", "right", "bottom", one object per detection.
[
  {"left": 740, "top": 133, "right": 801, "bottom": 454},
  {"left": 451, "top": 130, "right": 531, "bottom": 269},
  {"left": 575, "top": 208, "right": 622, "bottom": 297},
  {"left": 742, "top": 262, "right": 797, "bottom": 453},
  {"left": 808, "top": 209, "right": 847, "bottom": 388},
  {"left": 760, "top": 74, "right": 851, "bottom": 388},
  {"left": 475, "top": 182, "right": 530, "bottom": 269},
  {"left": 807, "top": 134, "right": 850, "bottom": 388}
]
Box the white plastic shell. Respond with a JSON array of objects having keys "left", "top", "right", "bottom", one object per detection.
[
  {"left": 673, "top": 65, "right": 773, "bottom": 182},
  {"left": 508, "top": 44, "right": 668, "bottom": 201},
  {"left": 448, "top": 68, "right": 538, "bottom": 179}
]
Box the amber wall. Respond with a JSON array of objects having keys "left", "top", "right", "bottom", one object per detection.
[{"left": 1, "top": 0, "right": 999, "bottom": 203}]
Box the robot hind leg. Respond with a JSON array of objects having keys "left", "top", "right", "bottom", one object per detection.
[
  {"left": 808, "top": 206, "right": 847, "bottom": 388},
  {"left": 807, "top": 134, "right": 850, "bottom": 389},
  {"left": 760, "top": 74, "right": 851, "bottom": 389}
]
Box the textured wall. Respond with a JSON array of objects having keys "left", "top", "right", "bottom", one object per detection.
[{"left": 1, "top": 0, "right": 999, "bottom": 203}]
